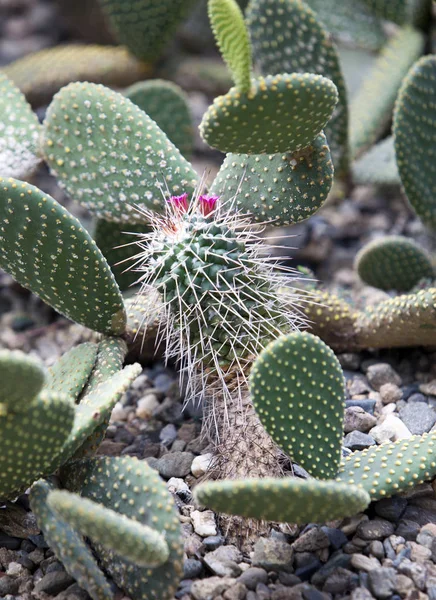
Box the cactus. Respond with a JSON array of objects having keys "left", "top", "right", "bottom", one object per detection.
[
  {"left": 209, "top": 133, "right": 334, "bottom": 225},
  {"left": 352, "top": 136, "right": 401, "bottom": 186},
  {"left": 0, "top": 350, "right": 46, "bottom": 411},
  {"left": 250, "top": 332, "right": 345, "bottom": 480},
  {"left": 360, "top": 0, "right": 427, "bottom": 25},
  {"left": 350, "top": 26, "right": 424, "bottom": 159},
  {"left": 355, "top": 236, "right": 435, "bottom": 292},
  {"left": 246, "top": 0, "right": 349, "bottom": 174},
  {"left": 44, "top": 343, "right": 98, "bottom": 399},
  {"left": 98, "top": 0, "right": 198, "bottom": 62},
  {"left": 42, "top": 82, "right": 198, "bottom": 224},
  {"left": 0, "top": 177, "right": 126, "bottom": 335},
  {"left": 2, "top": 45, "right": 151, "bottom": 107},
  {"left": 200, "top": 72, "right": 338, "bottom": 155},
  {"left": 195, "top": 477, "right": 371, "bottom": 524},
  {"left": 394, "top": 54, "right": 436, "bottom": 230},
  {"left": 0, "top": 74, "right": 42, "bottom": 178}
]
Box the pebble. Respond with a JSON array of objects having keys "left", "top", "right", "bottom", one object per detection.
[
  {"left": 293, "top": 528, "right": 329, "bottom": 553},
  {"left": 191, "top": 453, "right": 213, "bottom": 477},
  {"left": 33, "top": 571, "right": 75, "bottom": 594},
  {"left": 343, "top": 430, "right": 376, "bottom": 450},
  {"left": 351, "top": 588, "right": 375, "bottom": 600},
  {"left": 183, "top": 558, "right": 203, "bottom": 579},
  {"left": 343, "top": 406, "right": 377, "bottom": 433},
  {"left": 204, "top": 546, "right": 243, "bottom": 577},
  {"left": 160, "top": 423, "right": 177, "bottom": 446},
  {"left": 399, "top": 403, "right": 436, "bottom": 434},
  {"left": 224, "top": 582, "right": 248, "bottom": 600},
  {"left": 395, "top": 520, "right": 421, "bottom": 541},
  {"left": 320, "top": 527, "right": 348, "bottom": 550},
  {"left": 369, "top": 540, "right": 385, "bottom": 560},
  {"left": 136, "top": 393, "right": 160, "bottom": 418},
  {"left": 350, "top": 554, "right": 381, "bottom": 572},
  {"left": 369, "top": 414, "right": 412, "bottom": 443},
  {"left": 167, "top": 477, "right": 192, "bottom": 502},
  {"left": 323, "top": 567, "right": 356, "bottom": 594},
  {"left": 252, "top": 538, "right": 294, "bottom": 572},
  {"left": 356, "top": 518, "right": 395, "bottom": 540},
  {"left": 366, "top": 363, "right": 402, "bottom": 390},
  {"left": 202, "top": 536, "right": 225, "bottom": 551},
  {"left": 379, "top": 383, "right": 402, "bottom": 404},
  {"left": 367, "top": 567, "right": 396, "bottom": 599},
  {"left": 374, "top": 496, "right": 408, "bottom": 522},
  {"left": 408, "top": 393, "right": 428, "bottom": 403},
  {"left": 237, "top": 567, "right": 268, "bottom": 590},
  {"left": 191, "top": 576, "right": 236, "bottom": 600},
  {"left": 349, "top": 377, "right": 371, "bottom": 396},
  {"left": 345, "top": 398, "right": 377, "bottom": 415},
  {"left": 155, "top": 451, "right": 194, "bottom": 478},
  {"left": 311, "top": 553, "right": 351, "bottom": 586},
  {"left": 420, "top": 381, "right": 436, "bottom": 396},
  {"left": 191, "top": 510, "right": 217, "bottom": 537}
]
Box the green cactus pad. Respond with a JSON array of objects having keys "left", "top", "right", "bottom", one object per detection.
[
  {"left": 360, "top": 0, "right": 414, "bottom": 25},
  {"left": 0, "top": 391, "right": 74, "bottom": 498},
  {"left": 0, "top": 177, "right": 126, "bottom": 334},
  {"left": 44, "top": 343, "right": 98, "bottom": 401},
  {"left": 54, "top": 363, "right": 141, "bottom": 468},
  {"left": 30, "top": 479, "right": 112, "bottom": 600},
  {"left": 200, "top": 73, "right": 338, "bottom": 155},
  {"left": 350, "top": 26, "right": 424, "bottom": 160},
  {"left": 48, "top": 491, "right": 170, "bottom": 567},
  {"left": 209, "top": 133, "right": 333, "bottom": 225},
  {"left": 94, "top": 219, "right": 150, "bottom": 291},
  {"left": 356, "top": 287, "right": 436, "bottom": 348},
  {"left": 246, "top": 0, "right": 349, "bottom": 174},
  {"left": 208, "top": 0, "right": 252, "bottom": 92},
  {"left": 125, "top": 80, "right": 193, "bottom": 158},
  {"left": 352, "top": 136, "right": 400, "bottom": 187},
  {"left": 2, "top": 44, "right": 151, "bottom": 107},
  {"left": 42, "top": 82, "right": 198, "bottom": 224},
  {"left": 98, "top": 0, "right": 197, "bottom": 61},
  {"left": 304, "top": 0, "right": 386, "bottom": 51},
  {"left": 355, "top": 236, "right": 435, "bottom": 292},
  {"left": 0, "top": 73, "right": 42, "bottom": 178},
  {"left": 394, "top": 55, "right": 436, "bottom": 229},
  {"left": 249, "top": 331, "right": 345, "bottom": 479},
  {"left": 63, "top": 456, "right": 184, "bottom": 600},
  {"left": 195, "top": 477, "right": 370, "bottom": 524},
  {"left": 0, "top": 350, "right": 45, "bottom": 412},
  {"left": 337, "top": 432, "right": 436, "bottom": 501}
]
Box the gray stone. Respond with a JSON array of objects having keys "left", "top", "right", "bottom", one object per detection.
[
  {"left": 183, "top": 558, "right": 203, "bottom": 579},
  {"left": 322, "top": 567, "right": 355, "bottom": 594},
  {"left": 311, "top": 552, "right": 351, "bottom": 586},
  {"left": 320, "top": 527, "right": 348, "bottom": 550},
  {"left": 343, "top": 407, "right": 377, "bottom": 433},
  {"left": 343, "top": 431, "right": 376, "bottom": 451},
  {"left": 224, "top": 583, "right": 247, "bottom": 600},
  {"left": 237, "top": 567, "right": 268, "bottom": 590},
  {"left": 351, "top": 588, "right": 375, "bottom": 600},
  {"left": 252, "top": 538, "right": 294, "bottom": 572},
  {"left": 0, "top": 576, "right": 19, "bottom": 596},
  {"left": 399, "top": 403, "right": 436, "bottom": 434},
  {"left": 395, "top": 519, "right": 420, "bottom": 540},
  {"left": 159, "top": 423, "right": 177, "bottom": 446},
  {"left": 366, "top": 363, "right": 402, "bottom": 390},
  {"left": 356, "top": 519, "right": 395, "bottom": 540},
  {"left": 156, "top": 451, "right": 194, "bottom": 478},
  {"left": 367, "top": 567, "right": 396, "bottom": 599},
  {"left": 397, "top": 558, "right": 427, "bottom": 590},
  {"left": 292, "top": 528, "right": 329, "bottom": 553},
  {"left": 374, "top": 496, "right": 407, "bottom": 522},
  {"left": 350, "top": 554, "right": 381, "bottom": 571},
  {"left": 345, "top": 399, "right": 377, "bottom": 414},
  {"left": 191, "top": 576, "right": 236, "bottom": 600},
  {"left": 408, "top": 393, "right": 428, "bottom": 403},
  {"left": 204, "top": 546, "right": 243, "bottom": 578},
  {"left": 33, "top": 571, "right": 75, "bottom": 595},
  {"left": 379, "top": 383, "right": 402, "bottom": 404}
]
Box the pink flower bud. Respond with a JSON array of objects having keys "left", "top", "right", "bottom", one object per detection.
[{"left": 199, "top": 194, "right": 219, "bottom": 217}]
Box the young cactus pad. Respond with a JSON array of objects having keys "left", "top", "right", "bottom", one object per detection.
[
  {"left": 0, "top": 73, "right": 42, "bottom": 178},
  {"left": 42, "top": 82, "right": 198, "bottom": 224},
  {"left": 200, "top": 73, "right": 338, "bottom": 154},
  {"left": 194, "top": 477, "right": 370, "bottom": 524},
  {"left": 394, "top": 54, "right": 436, "bottom": 229},
  {"left": 44, "top": 342, "right": 98, "bottom": 400},
  {"left": 0, "top": 350, "right": 46, "bottom": 412},
  {"left": 249, "top": 331, "right": 346, "bottom": 480},
  {"left": 355, "top": 236, "right": 435, "bottom": 292},
  {"left": 0, "top": 177, "right": 126, "bottom": 335},
  {"left": 352, "top": 136, "right": 400, "bottom": 187},
  {"left": 209, "top": 133, "right": 334, "bottom": 225},
  {"left": 246, "top": 0, "right": 349, "bottom": 174},
  {"left": 208, "top": 0, "right": 252, "bottom": 92}
]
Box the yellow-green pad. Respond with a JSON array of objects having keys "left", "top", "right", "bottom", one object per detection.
[
  {"left": 337, "top": 432, "right": 436, "bottom": 501},
  {"left": 352, "top": 136, "right": 400, "bottom": 186},
  {"left": 194, "top": 477, "right": 370, "bottom": 524},
  {"left": 246, "top": 0, "right": 349, "bottom": 174},
  {"left": 30, "top": 480, "right": 112, "bottom": 600},
  {"left": 125, "top": 80, "right": 193, "bottom": 158},
  {"left": 0, "top": 73, "right": 41, "bottom": 178},
  {"left": 394, "top": 55, "right": 436, "bottom": 230},
  {"left": 0, "top": 177, "right": 126, "bottom": 335},
  {"left": 63, "top": 456, "right": 184, "bottom": 600},
  {"left": 208, "top": 0, "right": 252, "bottom": 92},
  {"left": 249, "top": 331, "right": 345, "bottom": 480},
  {"left": 2, "top": 44, "right": 150, "bottom": 107},
  {"left": 44, "top": 343, "right": 98, "bottom": 401},
  {"left": 42, "top": 82, "right": 198, "bottom": 224},
  {"left": 355, "top": 236, "right": 435, "bottom": 292},
  {"left": 209, "top": 133, "right": 333, "bottom": 225},
  {"left": 0, "top": 350, "right": 45, "bottom": 412},
  {"left": 48, "top": 491, "right": 169, "bottom": 568},
  {"left": 0, "top": 391, "right": 74, "bottom": 499},
  {"left": 200, "top": 73, "right": 338, "bottom": 154}
]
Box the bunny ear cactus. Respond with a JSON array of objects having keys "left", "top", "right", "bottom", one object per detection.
[
  {"left": 355, "top": 236, "right": 435, "bottom": 292},
  {"left": 394, "top": 54, "right": 436, "bottom": 230},
  {"left": 352, "top": 136, "right": 401, "bottom": 186},
  {"left": 44, "top": 343, "right": 99, "bottom": 400},
  {"left": 0, "top": 350, "right": 46, "bottom": 411},
  {"left": 0, "top": 73, "right": 42, "bottom": 178}
]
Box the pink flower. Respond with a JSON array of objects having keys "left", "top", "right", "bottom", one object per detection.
[
  {"left": 199, "top": 194, "right": 219, "bottom": 217},
  {"left": 168, "top": 193, "right": 189, "bottom": 213}
]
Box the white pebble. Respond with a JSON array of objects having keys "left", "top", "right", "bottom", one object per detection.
[
  {"left": 191, "top": 509, "right": 217, "bottom": 537},
  {"left": 191, "top": 453, "right": 213, "bottom": 477},
  {"left": 370, "top": 414, "right": 412, "bottom": 444},
  {"left": 136, "top": 393, "right": 160, "bottom": 419}
]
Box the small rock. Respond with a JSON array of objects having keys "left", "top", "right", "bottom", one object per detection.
[
  {"left": 408, "top": 393, "right": 428, "bottom": 403},
  {"left": 356, "top": 519, "right": 395, "bottom": 540},
  {"left": 191, "top": 453, "right": 213, "bottom": 477},
  {"left": 420, "top": 381, "right": 436, "bottom": 396},
  {"left": 407, "top": 541, "right": 432, "bottom": 562},
  {"left": 366, "top": 364, "right": 402, "bottom": 390},
  {"left": 369, "top": 414, "right": 412, "bottom": 444},
  {"left": 349, "top": 377, "right": 371, "bottom": 396},
  {"left": 202, "top": 536, "right": 225, "bottom": 551},
  {"left": 339, "top": 353, "right": 361, "bottom": 371},
  {"left": 167, "top": 477, "right": 192, "bottom": 502},
  {"left": 6, "top": 561, "right": 26, "bottom": 576},
  {"left": 160, "top": 424, "right": 177, "bottom": 446},
  {"left": 351, "top": 588, "right": 375, "bottom": 600},
  {"left": 399, "top": 403, "right": 436, "bottom": 434},
  {"left": 350, "top": 554, "right": 381, "bottom": 572},
  {"left": 156, "top": 451, "right": 194, "bottom": 479},
  {"left": 397, "top": 559, "right": 427, "bottom": 590},
  {"left": 136, "top": 393, "right": 160, "bottom": 419},
  {"left": 252, "top": 538, "right": 294, "bottom": 572},
  {"left": 345, "top": 398, "right": 377, "bottom": 414},
  {"left": 33, "top": 571, "right": 75, "bottom": 595},
  {"left": 374, "top": 496, "right": 407, "bottom": 522},
  {"left": 0, "top": 576, "right": 19, "bottom": 596},
  {"left": 369, "top": 540, "right": 384, "bottom": 560},
  {"left": 293, "top": 528, "right": 329, "bottom": 553},
  {"left": 394, "top": 574, "right": 414, "bottom": 597},
  {"left": 238, "top": 567, "right": 268, "bottom": 590},
  {"left": 379, "top": 383, "right": 402, "bottom": 404},
  {"left": 311, "top": 553, "right": 351, "bottom": 586},
  {"left": 191, "top": 510, "right": 217, "bottom": 537},
  {"left": 191, "top": 576, "right": 236, "bottom": 600},
  {"left": 343, "top": 431, "right": 376, "bottom": 450},
  {"left": 395, "top": 520, "right": 420, "bottom": 541},
  {"left": 183, "top": 558, "right": 203, "bottom": 579},
  {"left": 322, "top": 567, "right": 356, "bottom": 594},
  {"left": 320, "top": 527, "right": 348, "bottom": 550},
  {"left": 367, "top": 567, "right": 396, "bottom": 599},
  {"left": 343, "top": 406, "right": 377, "bottom": 433},
  {"left": 204, "top": 546, "right": 243, "bottom": 577},
  {"left": 223, "top": 582, "right": 247, "bottom": 600}
]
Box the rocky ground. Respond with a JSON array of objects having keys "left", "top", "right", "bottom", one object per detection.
[{"left": 1, "top": 1, "right": 436, "bottom": 599}]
